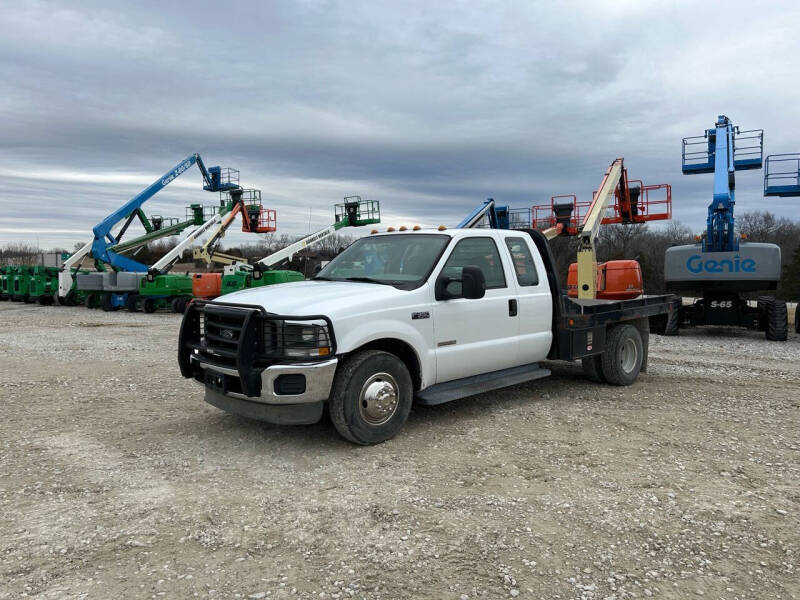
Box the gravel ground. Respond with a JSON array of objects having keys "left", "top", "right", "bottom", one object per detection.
[{"left": 1, "top": 302, "right": 798, "bottom": 600}]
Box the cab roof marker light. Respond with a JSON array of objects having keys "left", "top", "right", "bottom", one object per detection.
[
  {"left": 387, "top": 227, "right": 395, "bottom": 232},
  {"left": 413, "top": 225, "right": 421, "bottom": 230},
  {"left": 370, "top": 229, "right": 378, "bottom": 234},
  {"left": 438, "top": 225, "right": 447, "bottom": 231},
  {"left": 399, "top": 226, "right": 407, "bottom": 231}
]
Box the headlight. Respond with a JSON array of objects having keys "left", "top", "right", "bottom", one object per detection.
[{"left": 281, "top": 322, "right": 332, "bottom": 359}]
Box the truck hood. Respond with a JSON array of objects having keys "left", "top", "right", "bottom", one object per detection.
[{"left": 216, "top": 279, "right": 413, "bottom": 317}]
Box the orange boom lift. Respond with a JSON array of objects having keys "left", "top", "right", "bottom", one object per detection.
[{"left": 532, "top": 158, "right": 672, "bottom": 300}]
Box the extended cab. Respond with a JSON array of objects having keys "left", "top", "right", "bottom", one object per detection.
[{"left": 179, "top": 228, "right": 677, "bottom": 444}]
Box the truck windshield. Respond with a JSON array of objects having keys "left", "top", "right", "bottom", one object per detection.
[{"left": 315, "top": 234, "right": 450, "bottom": 290}]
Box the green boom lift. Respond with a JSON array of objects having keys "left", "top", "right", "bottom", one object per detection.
[{"left": 220, "top": 196, "right": 380, "bottom": 295}]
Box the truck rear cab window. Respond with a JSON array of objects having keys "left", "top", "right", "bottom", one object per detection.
[
  {"left": 505, "top": 237, "right": 539, "bottom": 286},
  {"left": 441, "top": 237, "right": 506, "bottom": 290}
]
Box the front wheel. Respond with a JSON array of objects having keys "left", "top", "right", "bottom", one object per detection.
[
  {"left": 601, "top": 324, "right": 643, "bottom": 386},
  {"left": 329, "top": 350, "right": 413, "bottom": 445}
]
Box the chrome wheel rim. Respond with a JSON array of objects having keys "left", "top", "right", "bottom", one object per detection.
[
  {"left": 358, "top": 372, "right": 399, "bottom": 426},
  {"left": 620, "top": 337, "right": 638, "bottom": 373}
]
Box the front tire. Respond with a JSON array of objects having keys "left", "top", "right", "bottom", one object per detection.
[
  {"left": 601, "top": 324, "right": 643, "bottom": 386},
  {"left": 329, "top": 350, "right": 413, "bottom": 445}
]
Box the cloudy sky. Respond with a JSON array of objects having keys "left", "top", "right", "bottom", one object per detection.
[{"left": 1, "top": 0, "right": 799, "bottom": 249}]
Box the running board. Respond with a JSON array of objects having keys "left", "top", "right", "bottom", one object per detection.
[{"left": 416, "top": 363, "right": 551, "bottom": 406}]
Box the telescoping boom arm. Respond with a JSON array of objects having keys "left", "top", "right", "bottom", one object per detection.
[
  {"left": 147, "top": 211, "right": 228, "bottom": 276},
  {"left": 575, "top": 158, "right": 625, "bottom": 299},
  {"left": 254, "top": 222, "right": 342, "bottom": 271},
  {"left": 457, "top": 199, "right": 510, "bottom": 229},
  {"left": 91, "top": 153, "right": 239, "bottom": 273},
  {"left": 226, "top": 196, "right": 380, "bottom": 273},
  {"left": 681, "top": 115, "right": 763, "bottom": 252},
  {"left": 192, "top": 188, "right": 278, "bottom": 267}
]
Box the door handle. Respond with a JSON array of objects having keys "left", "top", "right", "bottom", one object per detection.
[{"left": 508, "top": 299, "right": 518, "bottom": 316}]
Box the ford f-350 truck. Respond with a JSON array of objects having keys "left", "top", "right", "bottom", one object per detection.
[{"left": 179, "top": 228, "right": 677, "bottom": 444}]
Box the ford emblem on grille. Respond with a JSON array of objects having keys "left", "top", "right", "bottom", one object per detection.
[{"left": 221, "top": 329, "right": 235, "bottom": 340}]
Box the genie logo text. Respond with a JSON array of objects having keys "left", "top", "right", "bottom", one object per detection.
[
  {"left": 161, "top": 159, "right": 193, "bottom": 186},
  {"left": 686, "top": 254, "right": 756, "bottom": 274}
]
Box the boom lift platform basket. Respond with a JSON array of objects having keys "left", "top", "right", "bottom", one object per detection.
[
  {"left": 764, "top": 153, "right": 800, "bottom": 197},
  {"left": 219, "top": 189, "right": 277, "bottom": 233},
  {"left": 682, "top": 128, "right": 763, "bottom": 173},
  {"left": 531, "top": 184, "right": 672, "bottom": 234},
  {"left": 334, "top": 197, "right": 381, "bottom": 227}
]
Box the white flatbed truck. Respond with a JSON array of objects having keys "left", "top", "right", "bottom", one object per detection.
[{"left": 179, "top": 227, "right": 677, "bottom": 444}]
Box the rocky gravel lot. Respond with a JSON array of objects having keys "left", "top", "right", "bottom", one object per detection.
[{"left": 1, "top": 302, "right": 798, "bottom": 600}]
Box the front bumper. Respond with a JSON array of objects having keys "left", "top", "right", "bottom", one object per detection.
[
  {"left": 179, "top": 301, "right": 339, "bottom": 425},
  {"left": 191, "top": 357, "right": 338, "bottom": 405},
  {"left": 198, "top": 359, "right": 337, "bottom": 425}
]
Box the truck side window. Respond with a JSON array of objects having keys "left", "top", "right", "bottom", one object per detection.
[
  {"left": 505, "top": 237, "right": 539, "bottom": 286},
  {"left": 441, "top": 237, "right": 506, "bottom": 289}
]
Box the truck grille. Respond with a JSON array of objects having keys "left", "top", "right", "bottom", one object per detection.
[
  {"left": 201, "top": 306, "right": 256, "bottom": 368},
  {"left": 178, "top": 300, "right": 337, "bottom": 398}
]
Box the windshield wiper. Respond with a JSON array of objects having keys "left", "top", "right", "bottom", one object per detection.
[{"left": 344, "top": 276, "right": 395, "bottom": 285}]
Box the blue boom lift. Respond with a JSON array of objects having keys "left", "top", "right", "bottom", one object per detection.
[
  {"left": 764, "top": 151, "right": 800, "bottom": 332},
  {"left": 58, "top": 154, "right": 240, "bottom": 302},
  {"left": 70, "top": 154, "right": 241, "bottom": 310},
  {"left": 661, "top": 115, "right": 788, "bottom": 340},
  {"left": 91, "top": 154, "right": 240, "bottom": 272}
]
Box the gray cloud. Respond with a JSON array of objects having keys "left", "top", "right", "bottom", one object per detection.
[{"left": 1, "top": 0, "right": 799, "bottom": 248}]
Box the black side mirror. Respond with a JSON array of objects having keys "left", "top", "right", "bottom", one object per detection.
[{"left": 435, "top": 265, "right": 486, "bottom": 300}]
